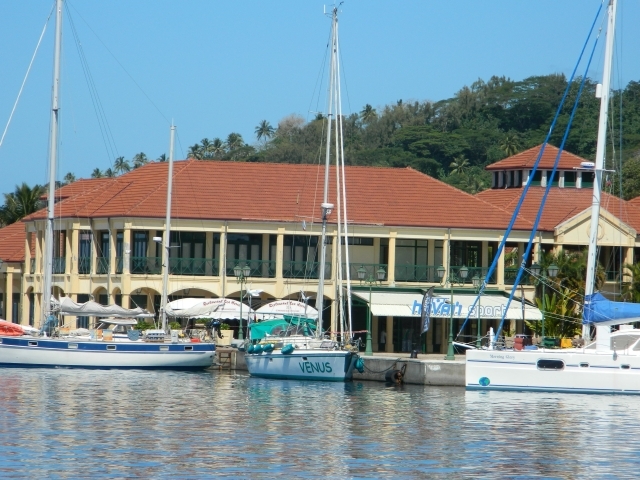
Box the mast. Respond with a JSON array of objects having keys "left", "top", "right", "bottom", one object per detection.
[
  {"left": 584, "top": 0, "right": 617, "bottom": 344},
  {"left": 316, "top": 7, "right": 338, "bottom": 338},
  {"left": 42, "top": 0, "right": 63, "bottom": 323},
  {"left": 160, "top": 124, "right": 176, "bottom": 332}
]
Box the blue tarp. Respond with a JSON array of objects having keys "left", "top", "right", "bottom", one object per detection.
[{"left": 583, "top": 292, "right": 640, "bottom": 326}]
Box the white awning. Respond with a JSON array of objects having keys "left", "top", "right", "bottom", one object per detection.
[
  {"left": 165, "top": 297, "right": 253, "bottom": 320},
  {"left": 255, "top": 300, "right": 318, "bottom": 319},
  {"left": 352, "top": 291, "right": 542, "bottom": 320}
]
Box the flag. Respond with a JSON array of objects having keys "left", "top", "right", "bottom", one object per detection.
[{"left": 421, "top": 286, "right": 435, "bottom": 334}]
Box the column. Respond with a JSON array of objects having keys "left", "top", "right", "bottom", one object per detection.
[
  {"left": 497, "top": 236, "right": 505, "bottom": 285},
  {"left": 262, "top": 233, "right": 270, "bottom": 278},
  {"left": 68, "top": 227, "right": 77, "bottom": 275},
  {"left": 123, "top": 227, "right": 131, "bottom": 274},
  {"left": 205, "top": 231, "right": 214, "bottom": 276},
  {"left": 5, "top": 268, "right": 13, "bottom": 324},
  {"left": 275, "top": 230, "right": 284, "bottom": 279},
  {"left": 387, "top": 234, "right": 396, "bottom": 284},
  {"left": 386, "top": 316, "right": 394, "bottom": 353},
  {"left": 36, "top": 229, "right": 43, "bottom": 274},
  {"left": 218, "top": 228, "right": 226, "bottom": 277},
  {"left": 109, "top": 222, "right": 117, "bottom": 276},
  {"left": 517, "top": 242, "right": 525, "bottom": 266}
]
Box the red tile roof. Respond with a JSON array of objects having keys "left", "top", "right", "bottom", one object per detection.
[
  {"left": 477, "top": 187, "right": 640, "bottom": 232},
  {"left": 485, "top": 144, "right": 588, "bottom": 171},
  {"left": 24, "top": 161, "right": 531, "bottom": 231},
  {"left": 0, "top": 222, "right": 27, "bottom": 263}
]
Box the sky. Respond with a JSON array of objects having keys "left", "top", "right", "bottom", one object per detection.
[{"left": 0, "top": 0, "right": 638, "bottom": 196}]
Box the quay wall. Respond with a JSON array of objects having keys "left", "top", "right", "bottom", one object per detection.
[{"left": 222, "top": 350, "right": 465, "bottom": 386}]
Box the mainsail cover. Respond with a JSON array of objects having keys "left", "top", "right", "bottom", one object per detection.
[
  {"left": 583, "top": 292, "right": 640, "bottom": 326},
  {"left": 55, "top": 297, "right": 154, "bottom": 318},
  {"left": 165, "top": 297, "right": 253, "bottom": 320}
]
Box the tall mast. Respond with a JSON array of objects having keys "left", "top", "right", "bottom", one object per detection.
[
  {"left": 160, "top": 124, "right": 176, "bottom": 332},
  {"left": 316, "top": 7, "right": 338, "bottom": 338},
  {"left": 584, "top": 0, "right": 617, "bottom": 342},
  {"left": 42, "top": 0, "right": 63, "bottom": 322}
]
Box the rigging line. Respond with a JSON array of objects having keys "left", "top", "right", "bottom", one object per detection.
[
  {"left": 64, "top": 4, "right": 119, "bottom": 167},
  {"left": 66, "top": 1, "right": 171, "bottom": 125},
  {"left": 456, "top": 2, "right": 605, "bottom": 340},
  {"left": 308, "top": 23, "right": 331, "bottom": 122},
  {"left": 0, "top": 5, "right": 54, "bottom": 151}
]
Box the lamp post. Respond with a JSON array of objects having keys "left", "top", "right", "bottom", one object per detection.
[
  {"left": 472, "top": 274, "right": 484, "bottom": 349},
  {"left": 357, "top": 265, "right": 386, "bottom": 356},
  {"left": 530, "top": 262, "right": 559, "bottom": 346},
  {"left": 234, "top": 263, "right": 251, "bottom": 340},
  {"left": 438, "top": 264, "right": 468, "bottom": 360}
]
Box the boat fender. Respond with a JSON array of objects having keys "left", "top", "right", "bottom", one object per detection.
[
  {"left": 253, "top": 344, "right": 263, "bottom": 354},
  {"left": 281, "top": 344, "right": 295, "bottom": 355},
  {"left": 355, "top": 357, "right": 365, "bottom": 373},
  {"left": 247, "top": 344, "right": 255, "bottom": 354},
  {"left": 385, "top": 364, "right": 407, "bottom": 384},
  {"left": 263, "top": 344, "right": 274, "bottom": 353}
]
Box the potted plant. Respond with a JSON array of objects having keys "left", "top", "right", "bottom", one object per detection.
[
  {"left": 169, "top": 321, "right": 182, "bottom": 331},
  {"left": 217, "top": 323, "right": 233, "bottom": 346}
]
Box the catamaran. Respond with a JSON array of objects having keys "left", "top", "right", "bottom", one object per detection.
[
  {"left": 0, "top": 0, "right": 215, "bottom": 369},
  {"left": 244, "top": 7, "right": 363, "bottom": 381},
  {"left": 466, "top": 0, "right": 640, "bottom": 394}
]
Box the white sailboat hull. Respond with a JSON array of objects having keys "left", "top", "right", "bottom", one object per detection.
[
  {"left": 0, "top": 336, "right": 215, "bottom": 370},
  {"left": 245, "top": 349, "right": 358, "bottom": 381},
  {"left": 466, "top": 349, "right": 640, "bottom": 394}
]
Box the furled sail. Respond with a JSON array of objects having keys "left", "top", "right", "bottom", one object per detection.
[
  {"left": 583, "top": 292, "right": 640, "bottom": 326},
  {"left": 54, "top": 297, "right": 154, "bottom": 318}
]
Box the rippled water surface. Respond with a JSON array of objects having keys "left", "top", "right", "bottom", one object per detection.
[{"left": 0, "top": 369, "right": 639, "bottom": 478}]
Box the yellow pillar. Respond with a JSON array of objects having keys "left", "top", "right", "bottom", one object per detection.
[
  {"left": 5, "top": 268, "right": 13, "bottom": 323},
  {"left": 68, "top": 227, "right": 76, "bottom": 275},
  {"left": 372, "top": 314, "right": 379, "bottom": 352},
  {"left": 387, "top": 234, "right": 396, "bottom": 284},
  {"left": 386, "top": 316, "right": 394, "bottom": 353}
]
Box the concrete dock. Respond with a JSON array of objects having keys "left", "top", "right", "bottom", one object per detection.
[{"left": 215, "top": 348, "right": 465, "bottom": 386}]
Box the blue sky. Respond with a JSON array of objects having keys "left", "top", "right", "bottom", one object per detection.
[{"left": 0, "top": 0, "right": 638, "bottom": 195}]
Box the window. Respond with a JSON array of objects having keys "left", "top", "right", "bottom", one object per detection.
[
  {"left": 28, "top": 293, "right": 34, "bottom": 326},
  {"left": 12, "top": 293, "right": 19, "bottom": 323},
  {"left": 581, "top": 171, "right": 594, "bottom": 189},
  {"left": 537, "top": 359, "right": 565, "bottom": 371},
  {"left": 564, "top": 171, "right": 576, "bottom": 188},
  {"left": 340, "top": 237, "right": 373, "bottom": 246},
  {"left": 531, "top": 171, "right": 542, "bottom": 186},
  {"left": 548, "top": 170, "right": 559, "bottom": 187},
  {"left": 133, "top": 231, "right": 148, "bottom": 258},
  {"left": 77, "top": 294, "right": 90, "bottom": 329},
  {"left": 78, "top": 231, "right": 92, "bottom": 274}
]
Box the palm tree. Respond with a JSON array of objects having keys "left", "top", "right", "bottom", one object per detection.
[
  {"left": 211, "top": 138, "right": 225, "bottom": 158},
  {"left": 255, "top": 120, "right": 275, "bottom": 143},
  {"left": 500, "top": 134, "right": 521, "bottom": 157},
  {"left": 360, "top": 104, "right": 377, "bottom": 123},
  {"left": 104, "top": 168, "right": 115, "bottom": 178},
  {"left": 132, "top": 152, "right": 149, "bottom": 169},
  {"left": 157, "top": 153, "right": 167, "bottom": 162},
  {"left": 91, "top": 168, "right": 104, "bottom": 178},
  {"left": 187, "top": 144, "right": 203, "bottom": 160},
  {"left": 63, "top": 172, "right": 76, "bottom": 185},
  {"left": 449, "top": 155, "right": 470, "bottom": 175},
  {"left": 0, "top": 183, "right": 46, "bottom": 226},
  {"left": 226, "top": 133, "right": 244, "bottom": 151},
  {"left": 622, "top": 263, "right": 640, "bottom": 302},
  {"left": 113, "top": 156, "right": 131, "bottom": 175}
]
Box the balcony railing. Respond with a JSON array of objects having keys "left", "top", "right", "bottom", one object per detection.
[
  {"left": 78, "top": 257, "right": 91, "bottom": 275},
  {"left": 131, "top": 256, "right": 162, "bottom": 275},
  {"left": 504, "top": 267, "right": 532, "bottom": 286},
  {"left": 227, "top": 259, "right": 276, "bottom": 279},
  {"left": 344, "top": 263, "right": 388, "bottom": 282},
  {"left": 30, "top": 258, "right": 35, "bottom": 274},
  {"left": 115, "top": 256, "right": 123, "bottom": 274},
  {"left": 97, "top": 257, "right": 109, "bottom": 275},
  {"left": 53, "top": 257, "right": 65, "bottom": 274},
  {"left": 169, "top": 258, "right": 219, "bottom": 276},
  {"left": 283, "top": 261, "right": 331, "bottom": 279},
  {"left": 443, "top": 266, "right": 496, "bottom": 285},
  {"left": 395, "top": 264, "right": 438, "bottom": 283}
]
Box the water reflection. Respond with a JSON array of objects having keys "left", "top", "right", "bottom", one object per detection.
[{"left": 0, "top": 370, "right": 636, "bottom": 478}]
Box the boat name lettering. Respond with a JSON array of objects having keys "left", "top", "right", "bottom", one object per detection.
[{"left": 298, "top": 361, "right": 333, "bottom": 374}]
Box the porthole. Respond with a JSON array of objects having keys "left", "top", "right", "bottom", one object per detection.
[
  {"left": 184, "top": 346, "right": 193, "bottom": 351},
  {"left": 68, "top": 343, "right": 78, "bottom": 349},
  {"left": 28, "top": 341, "right": 38, "bottom": 347},
  {"left": 106, "top": 345, "right": 116, "bottom": 351},
  {"left": 537, "top": 359, "right": 565, "bottom": 371},
  {"left": 579, "top": 362, "right": 589, "bottom": 368},
  {"left": 621, "top": 364, "right": 631, "bottom": 370}
]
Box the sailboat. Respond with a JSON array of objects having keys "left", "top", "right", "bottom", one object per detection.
[
  {"left": 466, "top": 0, "right": 640, "bottom": 394},
  {"left": 0, "top": 0, "right": 214, "bottom": 369},
  {"left": 244, "top": 7, "right": 362, "bottom": 381}
]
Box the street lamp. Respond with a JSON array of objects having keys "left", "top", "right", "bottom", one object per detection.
[
  {"left": 472, "top": 274, "right": 484, "bottom": 349},
  {"left": 530, "top": 262, "right": 558, "bottom": 346},
  {"left": 357, "top": 265, "right": 386, "bottom": 356},
  {"left": 234, "top": 263, "right": 251, "bottom": 340}
]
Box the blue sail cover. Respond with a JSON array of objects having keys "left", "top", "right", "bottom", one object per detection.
[{"left": 583, "top": 292, "right": 640, "bottom": 326}]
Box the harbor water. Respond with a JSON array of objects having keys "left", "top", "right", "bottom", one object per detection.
[{"left": 0, "top": 369, "right": 638, "bottom": 479}]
